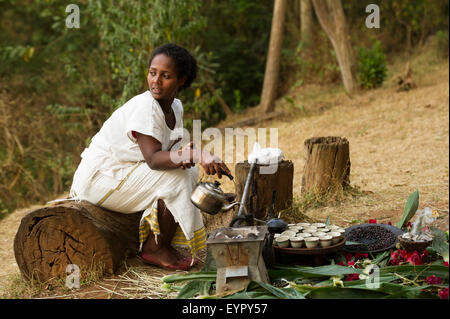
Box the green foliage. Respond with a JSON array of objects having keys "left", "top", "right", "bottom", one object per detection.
[
  {"left": 199, "top": 0, "right": 273, "bottom": 110},
  {"left": 87, "top": 0, "right": 209, "bottom": 112},
  {"left": 430, "top": 227, "right": 449, "bottom": 262},
  {"left": 160, "top": 263, "right": 448, "bottom": 299},
  {"left": 396, "top": 189, "right": 419, "bottom": 229},
  {"left": 357, "top": 40, "right": 387, "bottom": 89}
]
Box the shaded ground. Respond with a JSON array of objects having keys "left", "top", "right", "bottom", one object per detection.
[{"left": 1, "top": 47, "right": 448, "bottom": 299}]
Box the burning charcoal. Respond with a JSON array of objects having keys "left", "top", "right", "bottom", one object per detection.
[{"left": 247, "top": 233, "right": 258, "bottom": 239}]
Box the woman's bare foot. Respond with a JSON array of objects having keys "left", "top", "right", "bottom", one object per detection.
[{"left": 140, "top": 246, "right": 190, "bottom": 270}]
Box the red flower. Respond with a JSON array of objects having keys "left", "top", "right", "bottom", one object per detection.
[
  {"left": 406, "top": 221, "right": 412, "bottom": 228},
  {"left": 439, "top": 288, "right": 449, "bottom": 299},
  {"left": 389, "top": 250, "right": 401, "bottom": 265},
  {"left": 420, "top": 250, "right": 429, "bottom": 261},
  {"left": 406, "top": 251, "right": 423, "bottom": 266},
  {"left": 369, "top": 219, "right": 377, "bottom": 224},
  {"left": 399, "top": 249, "right": 408, "bottom": 260},
  {"left": 345, "top": 253, "right": 353, "bottom": 262},
  {"left": 387, "top": 221, "right": 392, "bottom": 225},
  {"left": 426, "top": 275, "right": 443, "bottom": 285},
  {"left": 345, "top": 274, "right": 360, "bottom": 281},
  {"left": 338, "top": 261, "right": 345, "bottom": 266},
  {"left": 444, "top": 261, "right": 449, "bottom": 267},
  {"left": 347, "top": 260, "right": 356, "bottom": 267}
]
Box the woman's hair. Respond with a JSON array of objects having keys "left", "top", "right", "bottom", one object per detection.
[{"left": 148, "top": 43, "right": 198, "bottom": 91}]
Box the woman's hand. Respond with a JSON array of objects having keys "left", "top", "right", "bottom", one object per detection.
[{"left": 198, "top": 149, "right": 231, "bottom": 179}]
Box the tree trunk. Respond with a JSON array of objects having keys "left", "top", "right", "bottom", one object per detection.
[
  {"left": 234, "top": 160, "right": 294, "bottom": 222},
  {"left": 14, "top": 201, "right": 141, "bottom": 282},
  {"left": 301, "top": 136, "right": 350, "bottom": 195},
  {"left": 300, "top": 0, "right": 313, "bottom": 47},
  {"left": 260, "top": 0, "right": 288, "bottom": 114},
  {"left": 311, "top": 0, "right": 357, "bottom": 94}
]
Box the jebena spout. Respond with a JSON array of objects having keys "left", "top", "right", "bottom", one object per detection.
[{"left": 221, "top": 202, "right": 240, "bottom": 212}]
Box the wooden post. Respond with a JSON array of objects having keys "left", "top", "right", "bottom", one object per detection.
[
  {"left": 235, "top": 160, "right": 294, "bottom": 222},
  {"left": 14, "top": 201, "right": 141, "bottom": 282},
  {"left": 301, "top": 136, "right": 350, "bottom": 195}
]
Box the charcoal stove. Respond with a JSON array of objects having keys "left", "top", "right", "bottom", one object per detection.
[{"left": 207, "top": 226, "right": 270, "bottom": 293}]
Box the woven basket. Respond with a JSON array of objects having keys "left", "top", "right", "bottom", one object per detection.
[{"left": 397, "top": 235, "right": 432, "bottom": 252}]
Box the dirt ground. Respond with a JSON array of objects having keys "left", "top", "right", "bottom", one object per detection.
[{"left": 0, "top": 47, "right": 448, "bottom": 299}]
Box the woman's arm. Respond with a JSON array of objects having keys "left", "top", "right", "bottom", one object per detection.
[
  {"left": 136, "top": 131, "right": 231, "bottom": 178},
  {"left": 136, "top": 132, "right": 184, "bottom": 170}
]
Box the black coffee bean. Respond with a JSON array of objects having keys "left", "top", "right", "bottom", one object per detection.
[{"left": 346, "top": 225, "right": 396, "bottom": 252}]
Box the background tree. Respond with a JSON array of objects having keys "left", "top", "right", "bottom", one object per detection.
[
  {"left": 300, "top": 0, "right": 314, "bottom": 48},
  {"left": 260, "top": 0, "right": 288, "bottom": 114},
  {"left": 311, "top": 0, "right": 357, "bottom": 94}
]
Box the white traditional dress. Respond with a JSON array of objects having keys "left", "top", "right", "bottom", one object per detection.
[{"left": 70, "top": 91, "right": 206, "bottom": 259}]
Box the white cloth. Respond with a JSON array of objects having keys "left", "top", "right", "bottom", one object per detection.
[
  {"left": 73, "top": 160, "right": 202, "bottom": 243},
  {"left": 70, "top": 91, "right": 203, "bottom": 243},
  {"left": 248, "top": 142, "right": 284, "bottom": 164}
]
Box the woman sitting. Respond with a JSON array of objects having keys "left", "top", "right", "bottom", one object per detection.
[{"left": 70, "top": 43, "right": 231, "bottom": 271}]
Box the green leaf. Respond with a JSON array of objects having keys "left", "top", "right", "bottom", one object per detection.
[
  {"left": 253, "top": 281, "right": 305, "bottom": 299},
  {"left": 396, "top": 189, "right": 419, "bottom": 228},
  {"left": 325, "top": 215, "right": 330, "bottom": 226},
  {"left": 269, "top": 265, "right": 364, "bottom": 281},
  {"left": 306, "top": 287, "right": 388, "bottom": 299},
  {"left": 430, "top": 227, "right": 449, "bottom": 261},
  {"left": 162, "top": 271, "right": 216, "bottom": 283},
  {"left": 372, "top": 250, "right": 391, "bottom": 267},
  {"left": 176, "top": 281, "right": 203, "bottom": 299},
  {"left": 380, "top": 264, "right": 449, "bottom": 281}
]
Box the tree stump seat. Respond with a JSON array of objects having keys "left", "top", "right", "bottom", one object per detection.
[{"left": 14, "top": 201, "right": 142, "bottom": 282}]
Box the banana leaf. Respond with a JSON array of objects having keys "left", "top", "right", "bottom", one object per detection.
[
  {"left": 269, "top": 265, "right": 364, "bottom": 281},
  {"left": 396, "top": 189, "right": 419, "bottom": 229},
  {"left": 253, "top": 281, "right": 306, "bottom": 299},
  {"left": 162, "top": 271, "right": 216, "bottom": 283},
  {"left": 176, "top": 280, "right": 214, "bottom": 299},
  {"left": 380, "top": 264, "right": 449, "bottom": 280},
  {"left": 306, "top": 283, "right": 438, "bottom": 299},
  {"left": 372, "top": 250, "right": 391, "bottom": 267},
  {"left": 306, "top": 286, "right": 389, "bottom": 299},
  {"left": 203, "top": 290, "right": 278, "bottom": 299}
]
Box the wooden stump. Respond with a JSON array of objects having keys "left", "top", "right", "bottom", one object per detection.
[
  {"left": 14, "top": 201, "right": 141, "bottom": 282},
  {"left": 235, "top": 160, "right": 294, "bottom": 222},
  {"left": 301, "top": 136, "right": 350, "bottom": 195}
]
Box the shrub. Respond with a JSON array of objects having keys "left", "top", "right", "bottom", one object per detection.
[{"left": 357, "top": 40, "right": 387, "bottom": 89}]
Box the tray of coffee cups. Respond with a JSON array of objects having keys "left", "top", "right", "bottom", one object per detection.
[{"left": 272, "top": 222, "right": 346, "bottom": 255}]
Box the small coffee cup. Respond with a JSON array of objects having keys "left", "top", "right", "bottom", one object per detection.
[
  {"left": 281, "top": 230, "right": 297, "bottom": 237},
  {"left": 329, "top": 231, "right": 342, "bottom": 244},
  {"left": 299, "top": 232, "right": 312, "bottom": 238},
  {"left": 319, "top": 235, "right": 333, "bottom": 248},
  {"left": 275, "top": 236, "right": 290, "bottom": 248},
  {"left": 290, "top": 236, "right": 304, "bottom": 248},
  {"left": 304, "top": 237, "right": 319, "bottom": 248}
]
